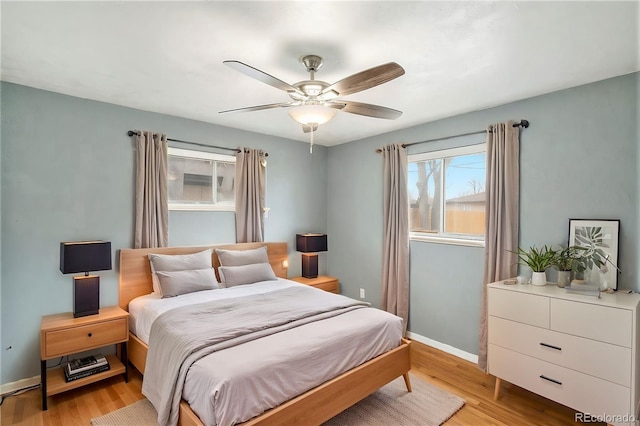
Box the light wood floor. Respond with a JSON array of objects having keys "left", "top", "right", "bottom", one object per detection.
[{"left": 1, "top": 340, "right": 603, "bottom": 425}]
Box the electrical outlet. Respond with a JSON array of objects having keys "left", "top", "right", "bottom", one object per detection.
[{"left": 360, "top": 288, "right": 365, "bottom": 298}]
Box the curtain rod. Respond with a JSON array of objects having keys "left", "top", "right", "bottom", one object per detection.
[
  {"left": 127, "top": 130, "right": 269, "bottom": 157},
  {"left": 375, "top": 119, "right": 530, "bottom": 153}
]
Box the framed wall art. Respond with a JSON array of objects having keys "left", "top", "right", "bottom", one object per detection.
[{"left": 568, "top": 219, "right": 620, "bottom": 290}]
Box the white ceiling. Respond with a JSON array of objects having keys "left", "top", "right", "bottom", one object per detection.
[{"left": 1, "top": 1, "right": 638, "bottom": 146}]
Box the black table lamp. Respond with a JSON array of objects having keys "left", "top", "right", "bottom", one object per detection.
[
  {"left": 60, "top": 241, "right": 112, "bottom": 318},
  {"left": 296, "top": 233, "right": 327, "bottom": 279}
]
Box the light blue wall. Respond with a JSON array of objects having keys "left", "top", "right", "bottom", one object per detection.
[
  {"left": 0, "top": 82, "right": 327, "bottom": 384},
  {"left": 328, "top": 73, "right": 638, "bottom": 355}
]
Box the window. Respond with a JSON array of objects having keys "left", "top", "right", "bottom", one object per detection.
[
  {"left": 408, "top": 143, "right": 486, "bottom": 246},
  {"left": 167, "top": 147, "right": 236, "bottom": 211}
]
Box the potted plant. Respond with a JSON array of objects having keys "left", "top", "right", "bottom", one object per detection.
[
  {"left": 513, "top": 245, "right": 557, "bottom": 286},
  {"left": 552, "top": 245, "right": 588, "bottom": 287},
  {"left": 571, "top": 256, "right": 588, "bottom": 284}
]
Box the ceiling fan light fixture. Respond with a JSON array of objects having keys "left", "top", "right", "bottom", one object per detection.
[
  {"left": 320, "top": 89, "right": 339, "bottom": 100},
  {"left": 288, "top": 105, "right": 336, "bottom": 125},
  {"left": 301, "top": 83, "right": 323, "bottom": 96}
]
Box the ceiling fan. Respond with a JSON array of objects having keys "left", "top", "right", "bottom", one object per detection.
[{"left": 219, "top": 55, "right": 405, "bottom": 135}]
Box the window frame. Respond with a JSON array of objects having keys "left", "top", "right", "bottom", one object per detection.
[
  {"left": 167, "top": 147, "right": 236, "bottom": 212},
  {"left": 408, "top": 143, "right": 487, "bottom": 247}
]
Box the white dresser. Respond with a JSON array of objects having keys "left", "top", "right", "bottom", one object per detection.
[{"left": 488, "top": 281, "right": 640, "bottom": 425}]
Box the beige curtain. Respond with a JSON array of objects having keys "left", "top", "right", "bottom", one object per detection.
[
  {"left": 381, "top": 144, "right": 410, "bottom": 335},
  {"left": 478, "top": 121, "right": 520, "bottom": 371},
  {"left": 235, "top": 148, "right": 266, "bottom": 243},
  {"left": 134, "top": 131, "right": 169, "bottom": 249}
]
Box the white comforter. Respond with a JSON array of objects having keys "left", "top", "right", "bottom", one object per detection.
[
  {"left": 132, "top": 279, "right": 403, "bottom": 426},
  {"left": 129, "top": 279, "right": 298, "bottom": 344}
]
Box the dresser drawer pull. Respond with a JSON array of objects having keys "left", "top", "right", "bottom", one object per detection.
[
  {"left": 539, "top": 342, "right": 562, "bottom": 351},
  {"left": 539, "top": 375, "right": 562, "bottom": 385},
  {"left": 88, "top": 332, "right": 92, "bottom": 337}
]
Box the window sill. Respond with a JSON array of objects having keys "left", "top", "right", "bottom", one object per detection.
[
  {"left": 169, "top": 204, "right": 234, "bottom": 212},
  {"left": 410, "top": 234, "right": 485, "bottom": 248}
]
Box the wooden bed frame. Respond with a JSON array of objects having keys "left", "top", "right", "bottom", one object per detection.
[{"left": 119, "top": 242, "right": 411, "bottom": 426}]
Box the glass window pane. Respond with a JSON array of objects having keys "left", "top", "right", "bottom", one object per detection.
[
  {"left": 167, "top": 156, "right": 185, "bottom": 201},
  {"left": 168, "top": 156, "right": 214, "bottom": 204},
  {"left": 443, "top": 153, "right": 486, "bottom": 236},
  {"left": 216, "top": 162, "right": 235, "bottom": 203},
  {"left": 409, "top": 159, "right": 442, "bottom": 233},
  {"left": 167, "top": 148, "right": 236, "bottom": 211}
]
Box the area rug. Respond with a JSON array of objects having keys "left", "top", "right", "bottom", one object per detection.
[{"left": 91, "top": 373, "right": 464, "bottom": 425}]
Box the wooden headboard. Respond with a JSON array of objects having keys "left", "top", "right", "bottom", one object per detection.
[{"left": 118, "top": 242, "right": 288, "bottom": 311}]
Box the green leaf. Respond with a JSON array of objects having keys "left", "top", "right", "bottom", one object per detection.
[{"left": 575, "top": 235, "right": 590, "bottom": 244}]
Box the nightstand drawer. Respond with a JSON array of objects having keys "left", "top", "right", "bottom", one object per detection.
[
  {"left": 290, "top": 276, "right": 339, "bottom": 293},
  {"left": 44, "top": 318, "right": 128, "bottom": 358},
  {"left": 311, "top": 279, "right": 338, "bottom": 293}
]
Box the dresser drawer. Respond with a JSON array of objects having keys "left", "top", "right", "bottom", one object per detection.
[
  {"left": 43, "top": 318, "right": 128, "bottom": 358},
  {"left": 489, "top": 345, "right": 631, "bottom": 417},
  {"left": 488, "top": 287, "right": 549, "bottom": 328},
  {"left": 489, "top": 316, "right": 631, "bottom": 386},
  {"left": 551, "top": 299, "right": 632, "bottom": 347}
]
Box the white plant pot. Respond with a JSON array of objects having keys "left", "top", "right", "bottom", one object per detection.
[{"left": 531, "top": 271, "right": 547, "bottom": 286}]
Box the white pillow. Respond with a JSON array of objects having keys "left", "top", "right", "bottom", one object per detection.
[
  {"left": 217, "top": 266, "right": 226, "bottom": 286},
  {"left": 148, "top": 249, "right": 213, "bottom": 294},
  {"left": 215, "top": 246, "right": 268, "bottom": 267},
  {"left": 156, "top": 268, "right": 219, "bottom": 298},
  {"left": 218, "top": 263, "right": 277, "bottom": 287}
]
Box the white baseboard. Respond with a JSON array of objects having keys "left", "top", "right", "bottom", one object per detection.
[
  {"left": 407, "top": 331, "right": 479, "bottom": 364},
  {"left": 1, "top": 375, "right": 40, "bottom": 396}
]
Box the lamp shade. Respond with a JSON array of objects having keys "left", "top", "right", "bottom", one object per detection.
[
  {"left": 296, "top": 233, "right": 328, "bottom": 253},
  {"left": 60, "top": 241, "right": 112, "bottom": 274},
  {"left": 288, "top": 105, "right": 336, "bottom": 125}
]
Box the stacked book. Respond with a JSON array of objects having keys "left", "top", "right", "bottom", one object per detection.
[{"left": 64, "top": 354, "right": 110, "bottom": 382}]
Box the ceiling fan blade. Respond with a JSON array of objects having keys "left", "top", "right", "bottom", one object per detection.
[
  {"left": 219, "top": 102, "right": 293, "bottom": 114},
  {"left": 322, "top": 62, "right": 405, "bottom": 97},
  {"left": 224, "top": 60, "right": 302, "bottom": 94},
  {"left": 326, "top": 100, "right": 402, "bottom": 120}
]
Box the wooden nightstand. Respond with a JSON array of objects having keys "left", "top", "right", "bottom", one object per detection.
[
  {"left": 291, "top": 275, "right": 339, "bottom": 293},
  {"left": 40, "top": 306, "right": 129, "bottom": 410}
]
